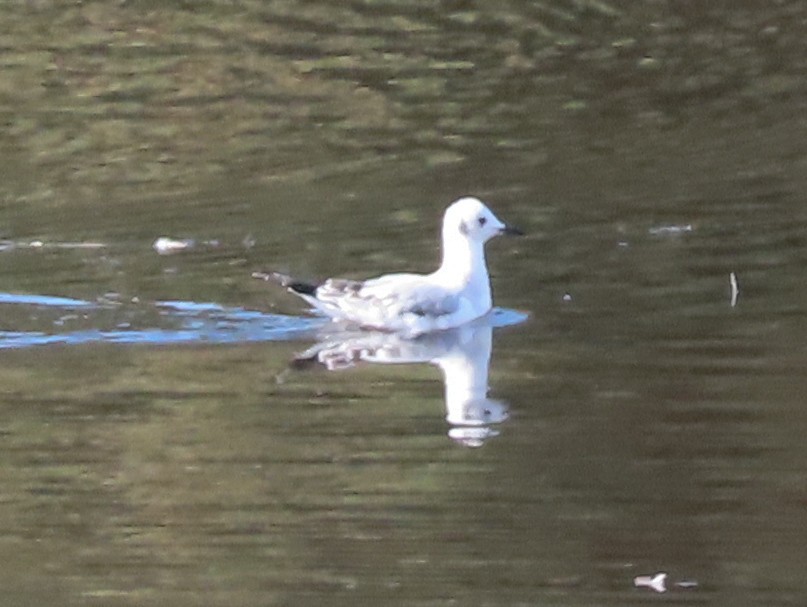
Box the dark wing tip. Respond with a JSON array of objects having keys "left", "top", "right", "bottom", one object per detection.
[{"left": 252, "top": 271, "right": 319, "bottom": 296}]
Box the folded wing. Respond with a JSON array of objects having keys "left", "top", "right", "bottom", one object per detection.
[{"left": 316, "top": 274, "right": 460, "bottom": 327}]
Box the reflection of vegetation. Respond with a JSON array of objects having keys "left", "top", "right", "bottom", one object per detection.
[
  {"left": 0, "top": 342, "right": 452, "bottom": 599},
  {"left": 6, "top": 0, "right": 802, "bottom": 208},
  {"left": 4, "top": 3, "right": 399, "bottom": 202},
  {"left": 1, "top": 3, "right": 805, "bottom": 603}
]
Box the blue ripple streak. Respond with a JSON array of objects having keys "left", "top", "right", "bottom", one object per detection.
[{"left": 0, "top": 292, "right": 527, "bottom": 349}]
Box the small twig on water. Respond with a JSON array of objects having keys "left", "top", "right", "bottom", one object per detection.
[{"left": 729, "top": 272, "right": 739, "bottom": 307}]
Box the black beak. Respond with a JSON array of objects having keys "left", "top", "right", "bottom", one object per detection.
[{"left": 501, "top": 224, "right": 524, "bottom": 236}]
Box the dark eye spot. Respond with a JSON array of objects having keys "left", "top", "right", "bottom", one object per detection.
[{"left": 478, "top": 216, "right": 487, "bottom": 226}]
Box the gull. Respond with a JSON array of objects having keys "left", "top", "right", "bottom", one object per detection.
[{"left": 253, "top": 197, "right": 523, "bottom": 337}]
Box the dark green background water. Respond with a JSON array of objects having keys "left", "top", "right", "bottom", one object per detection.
[{"left": 1, "top": 1, "right": 806, "bottom": 605}]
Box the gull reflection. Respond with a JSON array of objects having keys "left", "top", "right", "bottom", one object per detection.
[{"left": 293, "top": 309, "right": 526, "bottom": 447}]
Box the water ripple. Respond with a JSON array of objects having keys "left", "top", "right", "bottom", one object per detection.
[{"left": 0, "top": 292, "right": 526, "bottom": 349}]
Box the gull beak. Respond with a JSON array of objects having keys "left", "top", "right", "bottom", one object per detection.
[{"left": 500, "top": 224, "right": 524, "bottom": 236}]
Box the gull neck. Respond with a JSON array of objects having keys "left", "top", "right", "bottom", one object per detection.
[{"left": 435, "top": 231, "right": 491, "bottom": 301}]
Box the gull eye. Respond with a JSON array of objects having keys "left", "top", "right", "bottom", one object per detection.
[{"left": 478, "top": 216, "right": 487, "bottom": 227}]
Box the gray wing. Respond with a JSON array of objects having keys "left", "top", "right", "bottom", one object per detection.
[
  {"left": 403, "top": 289, "right": 460, "bottom": 317},
  {"left": 316, "top": 274, "right": 460, "bottom": 324}
]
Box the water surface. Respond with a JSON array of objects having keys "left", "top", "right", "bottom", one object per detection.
[{"left": 1, "top": 1, "right": 807, "bottom": 605}]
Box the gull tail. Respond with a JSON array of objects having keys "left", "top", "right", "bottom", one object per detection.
[{"left": 252, "top": 271, "right": 319, "bottom": 296}]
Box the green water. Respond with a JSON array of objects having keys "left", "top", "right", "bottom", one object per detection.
[{"left": 1, "top": 1, "right": 806, "bottom": 605}]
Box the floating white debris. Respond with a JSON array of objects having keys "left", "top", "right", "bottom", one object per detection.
[
  {"left": 562, "top": 293, "right": 573, "bottom": 302},
  {"left": 648, "top": 224, "right": 693, "bottom": 236},
  {"left": 730, "top": 272, "right": 739, "bottom": 307},
  {"left": 50, "top": 242, "right": 107, "bottom": 249},
  {"left": 6, "top": 240, "right": 108, "bottom": 250},
  {"left": 634, "top": 572, "right": 667, "bottom": 593},
  {"left": 153, "top": 237, "right": 195, "bottom": 255}
]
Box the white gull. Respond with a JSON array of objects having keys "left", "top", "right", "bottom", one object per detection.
[{"left": 253, "top": 196, "right": 523, "bottom": 337}]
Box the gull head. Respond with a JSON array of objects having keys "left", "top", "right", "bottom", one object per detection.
[{"left": 443, "top": 197, "right": 523, "bottom": 244}]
